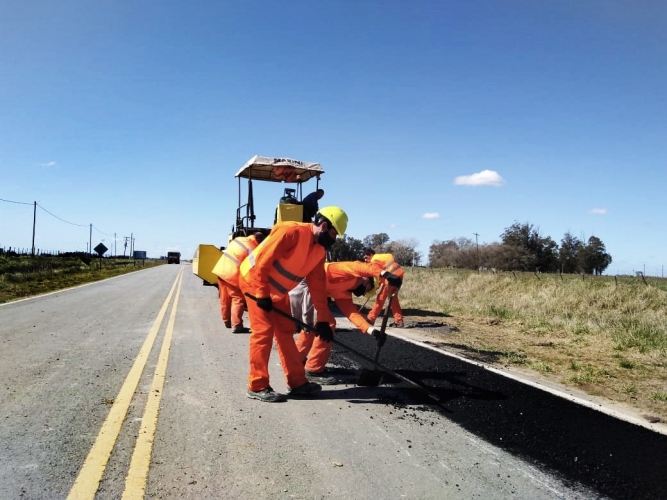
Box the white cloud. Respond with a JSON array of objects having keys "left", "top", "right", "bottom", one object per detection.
[
  {"left": 41, "top": 161, "right": 57, "bottom": 167},
  {"left": 588, "top": 208, "right": 607, "bottom": 215},
  {"left": 389, "top": 223, "right": 397, "bottom": 228},
  {"left": 422, "top": 212, "right": 440, "bottom": 219},
  {"left": 454, "top": 169, "right": 505, "bottom": 187}
]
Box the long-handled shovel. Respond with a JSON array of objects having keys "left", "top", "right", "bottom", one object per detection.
[
  {"left": 244, "top": 293, "right": 450, "bottom": 409},
  {"left": 357, "top": 291, "right": 394, "bottom": 386},
  {"left": 358, "top": 283, "right": 383, "bottom": 313}
]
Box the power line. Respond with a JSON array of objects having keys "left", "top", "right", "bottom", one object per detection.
[
  {"left": 36, "top": 203, "right": 87, "bottom": 227},
  {"left": 0, "top": 197, "right": 32, "bottom": 205},
  {"left": 92, "top": 224, "right": 114, "bottom": 237}
]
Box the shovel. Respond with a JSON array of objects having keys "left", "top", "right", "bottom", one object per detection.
[
  {"left": 358, "top": 283, "right": 383, "bottom": 313},
  {"left": 244, "top": 293, "right": 450, "bottom": 410},
  {"left": 356, "top": 291, "right": 394, "bottom": 386},
  {"left": 243, "top": 292, "right": 451, "bottom": 408}
]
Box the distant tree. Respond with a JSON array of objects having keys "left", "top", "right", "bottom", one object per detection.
[
  {"left": 559, "top": 232, "right": 583, "bottom": 273},
  {"left": 429, "top": 240, "right": 459, "bottom": 268},
  {"left": 581, "top": 236, "right": 612, "bottom": 275},
  {"left": 387, "top": 238, "right": 420, "bottom": 267},
  {"left": 453, "top": 237, "right": 477, "bottom": 269},
  {"left": 329, "top": 235, "right": 365, "bottom": 262},
  {"left": 500, "top": 221, "right": 559, "bottom": 272},
  {"left": 362, "top": 233, "right": 390, "bottom": 252}
]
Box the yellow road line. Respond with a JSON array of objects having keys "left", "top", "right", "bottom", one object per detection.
[
  {"left": 67, "top": 266, "right": 184, "bottom": 500},
  {"left": 122, "top": 270, "right": 183, "bottom": 499}
]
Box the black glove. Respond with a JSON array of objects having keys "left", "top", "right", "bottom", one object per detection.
[
  {"left": 256, "top": 297, "right": 273, "bottom": 312},
  {"left": 314, "top": 322, "right": 334, "bottom": 342},
  {"left": 381, "top": 271, "right": 402, "bottom": 288},
  {"left": 371, "top": 328, "right": 387, "bottom": 347}
]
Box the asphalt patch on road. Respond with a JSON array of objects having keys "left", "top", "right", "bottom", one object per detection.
[{"left": 329, "top": 330, "right": 667, "bottom": 500}]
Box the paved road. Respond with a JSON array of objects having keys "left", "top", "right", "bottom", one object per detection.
[{"left": 1, "top": 264, "right": 660, "bottom": 499}]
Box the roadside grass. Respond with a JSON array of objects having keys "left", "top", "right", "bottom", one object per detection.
[
  {"left": 394, "top": 267, "right": 667, "bottom": 421},
  {"left": 0, "top": 255, "right": 165, "bottom": 304}
]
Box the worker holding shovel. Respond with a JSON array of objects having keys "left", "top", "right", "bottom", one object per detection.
[
  {"left": 363, "top": 248, "right": 405, "bottom": 327},
  {"left": 295, "top": 261, "right": 388, "bottom": 385},
  {"left": 239, "top": 207, "right": 349, "bottom": 403}
]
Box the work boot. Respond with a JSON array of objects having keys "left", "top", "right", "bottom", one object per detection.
[
  {"left": 232, "top": 325, "right": 250, "bottom": 333},
  {"left": 306, "top": 370, "right": 339, "bottom": 385},
  {"left": 390, "top": 321, "right": 405, "bottom": 328},
  {"left": 246, "top": 386, "right": 286, "bottom": 403},
  {"left": 224, "top": 322, "right": 232, "bottom": 329},
  {"left": 286, "top": 381, "right": 322, "bottom": 397}
]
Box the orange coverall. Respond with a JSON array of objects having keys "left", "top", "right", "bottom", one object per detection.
[
  {"left": 367, "top": 253, "right": 404, "bottom": 324},
  {"left": 212, "top": 235, "right": 260, "bottom": 329},
  {"left": 239, "top": 222, "right": 333, "bottom": 392},
  {"left": 296, "top": 261, "right": 377, "bottom": 373}
]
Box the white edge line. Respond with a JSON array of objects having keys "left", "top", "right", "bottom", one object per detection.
[{"left": 389, "top": 331, "right": 667, "bottom": 437}]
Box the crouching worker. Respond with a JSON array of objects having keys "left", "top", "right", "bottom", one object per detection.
[
  {"left": 239, "top": 206, "right": 349, "bottom": 402},
  {"left": 363, "top": 248, "right": 405, "bottom": 327},
  {"left": 212, "top": 232, "right": 265, "bottom": 333},
  {"left": 296, "top": 261, "right": 388, "bottom": 385}
]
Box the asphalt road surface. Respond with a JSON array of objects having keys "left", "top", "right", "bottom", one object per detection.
[{"left": 1, "top": 264, "right": 665, "bottom": 499}]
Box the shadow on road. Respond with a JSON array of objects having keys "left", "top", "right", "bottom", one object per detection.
[{"left": 330, "top": 330, "right": 667, "bottom": 500}]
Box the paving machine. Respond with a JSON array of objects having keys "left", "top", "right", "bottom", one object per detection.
[{"left": 192, "top": 155, "right": 325, "bottom": 286}]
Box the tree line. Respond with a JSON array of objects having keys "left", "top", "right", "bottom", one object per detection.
[{"left": 329, "top": 221, "right": 613, "bottom": 275}]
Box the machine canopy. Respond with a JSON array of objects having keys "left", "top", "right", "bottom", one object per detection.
[{"left": 235, "top": 155, "right": 325, "bottom": 183}]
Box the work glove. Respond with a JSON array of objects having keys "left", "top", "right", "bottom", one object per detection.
[
  {"left": 380, "top": 270, "right": 402, "bottom": 288},
  {"left": 314, "top": 322, "right": 334, "bottom": 342},
  {"left": 370, "top": 328, "right": 387, "bottom": 347},
  {"left": 256, "top": 297, "right": 273, "bottom": 312}
]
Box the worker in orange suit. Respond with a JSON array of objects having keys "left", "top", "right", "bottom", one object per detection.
[
  {"left": 363, "top": 248, "right": 405, "bottom": 327},
  {"left": 295, "top": 261, "right": 387, "bottom": 384},
  {"left": 212, "top": 232, "right": 265, "bottom": 333},
  {"left": 239, "top": 206, "right": 349, "bottom": 403}
]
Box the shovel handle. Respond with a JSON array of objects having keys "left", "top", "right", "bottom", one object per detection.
[{"left": 244, "top": 292, "right": 447, "bottom": 408}]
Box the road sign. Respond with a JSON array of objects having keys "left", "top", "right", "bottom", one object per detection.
[{"left": 94, "top": 243, "right": 108, "bottom": 256}]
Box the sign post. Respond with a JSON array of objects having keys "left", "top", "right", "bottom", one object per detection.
[{"left": 94, "top": 243, "right": 108, "bottom": 269}]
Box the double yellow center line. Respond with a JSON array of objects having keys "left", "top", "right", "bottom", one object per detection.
[{"left": 68, "top": 267, "right": 184, "bottom": 500}]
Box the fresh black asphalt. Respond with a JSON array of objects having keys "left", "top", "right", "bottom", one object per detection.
[{"left": 329, "top": 329, "right": 667, "bottom": 500}]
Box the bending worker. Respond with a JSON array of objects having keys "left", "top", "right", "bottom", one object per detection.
[
  {"left": 212, "top": 232, "right": 265, "bottom": 333},
  {"left": 363, "top": 248, "right": 405, "bottom": 327},
  {"left": 239, "top": 206, "right": 349, "bottom": 403},
  {"left": 296, "top": 260, "right": 388, "bottom": 385}
]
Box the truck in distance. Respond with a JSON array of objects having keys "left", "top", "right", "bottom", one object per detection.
[{"left": 167, "top": 252, "right": 181, "bottom": 264}]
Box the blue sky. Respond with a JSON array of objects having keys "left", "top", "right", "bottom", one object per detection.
[{"left": 1, "top": 1, "right": 665, "bottom": 275}]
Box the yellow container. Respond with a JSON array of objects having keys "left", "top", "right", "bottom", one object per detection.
[
  {"left": 192, "top": 244, "right": 223, "bottom": 285},
  {"left": 276, "top": 203, "right": 303, "bottom": 223}
]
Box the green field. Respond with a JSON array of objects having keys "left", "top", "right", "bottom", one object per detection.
[{"left": 0, "top": 254, "right": 165, "bottom": 304}]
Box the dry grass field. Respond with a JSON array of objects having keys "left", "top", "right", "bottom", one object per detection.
[{"left": 383, "top": 267, "right": 667, "bottom": 423}]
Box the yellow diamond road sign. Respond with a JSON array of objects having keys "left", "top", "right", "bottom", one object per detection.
[{"left": 94, "top": 243, "right": 108, "bottom": 256}]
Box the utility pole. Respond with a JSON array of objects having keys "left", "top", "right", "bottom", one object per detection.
[
  {"left": 89, "top": 224, "right": 92, "bottom": 257},
  {"left": 31, "top": 201, "right": 36, "bottom": 256},
  {"left": 123, "top": 237, "right": 129, "bottom": 257},
  {"left": 473, "top": 232, "right": 480, "bottom": 272},
  {"left": 130, "top": 233, "right": 134, "bottom": 258},
  {"left": 114, "top": 233, "right": 117, "bottom": 257}
]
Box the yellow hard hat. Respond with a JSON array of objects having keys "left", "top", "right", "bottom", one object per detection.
[
  {"left": 316, "top": 206, "right": 348, "bottom": 235},
  {"left": 364, "top": 277, "right": 377, "bottom": 298}
]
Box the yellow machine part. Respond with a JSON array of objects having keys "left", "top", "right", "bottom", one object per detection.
[
  {"left": 276, "top": 203, "right": 303, "bottom": 223},
  {"left": 192, "top": 244, "right": 223, "bottom": 285}
]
